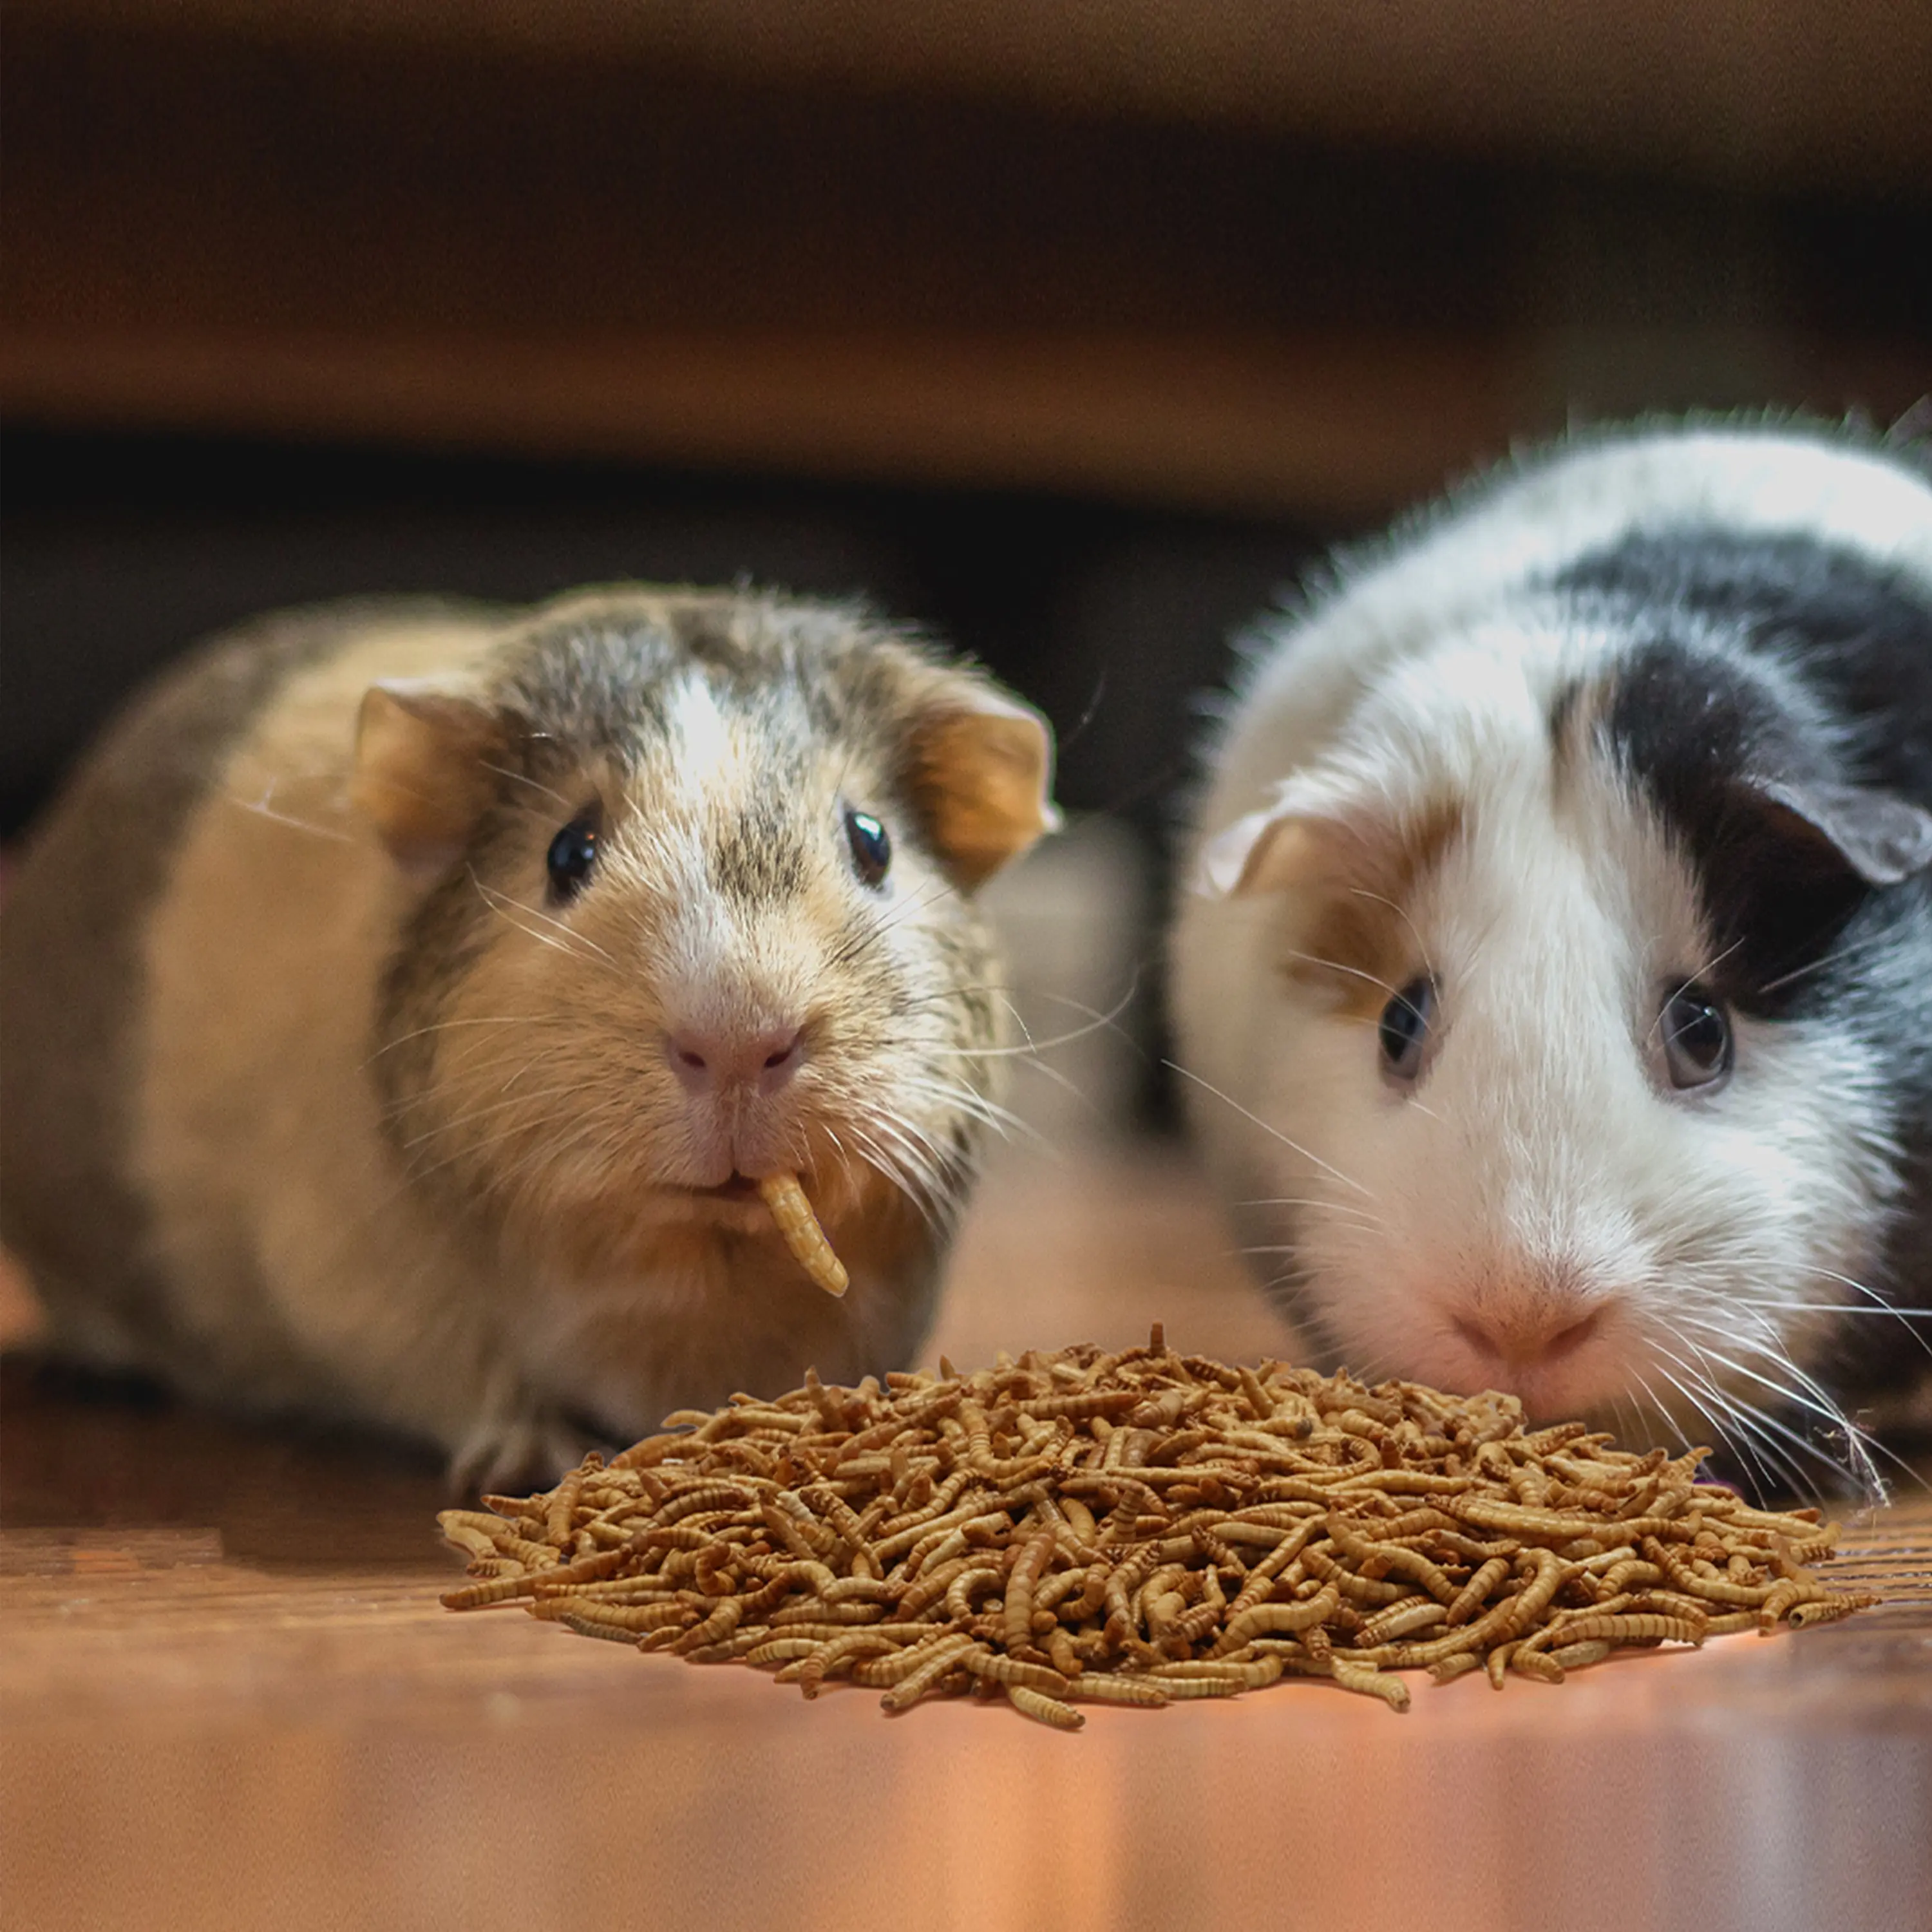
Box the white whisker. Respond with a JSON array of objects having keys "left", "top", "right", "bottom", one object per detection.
[
  {"left": 1163, "top": 1061, "right": 1378, "bottom": 1201},
  {"left": 468, "top": 870, "right": 619, "bottom": 968},
  {"left": 1280, "top": 949, "right": 1407, "bottom": 1003}
]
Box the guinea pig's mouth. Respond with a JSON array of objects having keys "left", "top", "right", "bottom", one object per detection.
[
  {"left": 661, "top": 1157, "right": 866, "bottom": 1229},
  {"left": 689, "top": 1173, "right": 763, "bottom": 1202},
  {"left": 654, "top": 1171, "right": 779, "bottom": 1235}
]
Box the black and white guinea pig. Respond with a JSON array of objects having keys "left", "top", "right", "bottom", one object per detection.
[{"left": 1171, "top": 419, "right": 1932, "bottom": 1495}]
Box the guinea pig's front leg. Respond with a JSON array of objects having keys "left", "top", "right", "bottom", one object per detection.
[{"left": 446, "top": 1361, "right": 602, "bottom": 1494}]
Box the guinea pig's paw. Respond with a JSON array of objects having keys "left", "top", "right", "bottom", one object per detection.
[{"left": 448, "top": 1406, "right": 600, "bottom": 1497}]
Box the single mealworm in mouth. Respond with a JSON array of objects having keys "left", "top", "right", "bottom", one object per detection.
[{"left": 757, "top": 1172, "right": 849, "bottom": 1297}]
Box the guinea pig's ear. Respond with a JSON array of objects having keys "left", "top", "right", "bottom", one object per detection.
[
  {"left": 904, "top": 687, "right": 1061, "bottom": 888},
  {"left": 1198, "top": 768, "right": 1398, "bottom": 899},
  {"left": 1742, "top": 776, "right": 1932, "bottom": 886},
  {"left": 352, "top": 679, "right": 506, "bottom": 873},
  {"left": 1196, "top": 806, "right": 1343, "bottom": 898}
]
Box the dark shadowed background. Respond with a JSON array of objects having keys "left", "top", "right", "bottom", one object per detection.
[{"left": 5, "top": 1, "right": 1929, "bottom": 1117}]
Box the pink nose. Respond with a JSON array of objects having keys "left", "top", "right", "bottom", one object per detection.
[
  {"left": 1452, "top": 1304, "right": 1604, "bottom": 1373},
  {"left": 664, "top": 1025, "right": 806, "bottom": 1098}
]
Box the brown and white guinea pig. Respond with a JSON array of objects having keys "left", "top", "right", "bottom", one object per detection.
[
  {"left": 0, "top": 587, "right": 1057, "bottom": 1486},
  {"left": 1171, "top": 419, "right": 1932, "bottom": 1497}
]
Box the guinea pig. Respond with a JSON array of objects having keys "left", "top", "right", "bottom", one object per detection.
[
  {"left": 0, "top": 586, "right": 1057, "bottom": 1486},
  {"left": 1170, "top": 419, "right": 1932, "bottom": 1497}
]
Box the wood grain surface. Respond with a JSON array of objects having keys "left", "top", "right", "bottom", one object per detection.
[{"left": 4, "top": 1143, "right": 1929, "bottom": 1932}]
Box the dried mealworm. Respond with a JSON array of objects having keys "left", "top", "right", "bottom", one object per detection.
[
  {"left": 880, "top": 1635, "right": 980, "bottom": 1710},
  {"left": 1064, "top": 1674, "right": 1170, "bottom": 1707},
  {"left": 1147, "top": 1654, "right": 1284, "bottom": 1690},
  {"left": 1547, "top": 1640, "right": 1613, "bottom": 1671},
  {"left": 441, "top": 1544, "right": 628, "bottom": 1609},
  {"left": 1004, "top": 1529, "right": 1058, "bottom": 1657},
  {"left": 1327, "top": 1661, "right": 1411, "bottom": 1712},
  {"left": 438, "top": 1521, "right": 504, "bottom": 1564},
  {"left": 756, "top": 1172, "right": 849, "bottom": 1296},
  {"left": 536, "top": 1598, "right": 690, "bottom": 1633},
  {"left": 958, "top": 1647, "right": 1070, "bottom": 1696},
  {"left": 546, "top": 1470, "right": 585, "bottom": 1547},
  {"left": 1005, "top": 1682, "right": 1085, "bottom": 1730}
]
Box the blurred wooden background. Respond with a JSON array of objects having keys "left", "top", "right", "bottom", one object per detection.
[
  {"left": 5, "top": 0, "right": 1929, "bottom": 896},
  {"left": 5, "top": 0, "right": 1930, "bottom": 1127},
  {"left": 5, "top": 0, "right": 1928, "bottom": 518}
]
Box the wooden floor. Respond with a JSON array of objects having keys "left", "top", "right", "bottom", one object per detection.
[{"left": 4, "top": 1142, "right": 1930, "bottom": 1932}]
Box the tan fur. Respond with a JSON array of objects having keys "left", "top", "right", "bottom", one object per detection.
[
  {"left": 4, "top": 589, "right": 1054, "bottom": 1484},
  {"left": 0, "top": 598, "right": 455, "bottom": 1374},
  {"left": 352, "top": 677, "right": 504, "bottom": 866},
  {"left": 133, "top": 620, "right": 505, "bottom": 1437},
  {"left": 907, "top": 706, "right": 1063, "bottom": 887},
  {"left": 1277, "top": 804, "right": 1464, "bottom": 1018}
]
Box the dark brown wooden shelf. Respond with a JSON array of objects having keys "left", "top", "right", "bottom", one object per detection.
[{"left": 5, "top": 8, "right": 1926, "bottom": 519}]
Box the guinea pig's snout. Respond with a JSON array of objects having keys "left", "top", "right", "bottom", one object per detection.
[
  {"left": 1449, "top": 1302, "right": 1605, "bottom": 1376},
  {"left": 663, "top": 1023, "right": 807, "bottom": 1099}
]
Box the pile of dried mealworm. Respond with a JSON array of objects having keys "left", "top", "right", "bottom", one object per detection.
[{"left": 437, "top": 1329, "right": 1879, "bottom": 1728}]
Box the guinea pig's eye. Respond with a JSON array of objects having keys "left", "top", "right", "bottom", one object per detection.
[
  {"left": 1378, "top": 975, "right": 1435, "bottom": 1082},
  {"left": 545, "top": 817, "right": 600, "bottom": 902},
  {"left": 845, "top": 808, "right": 891, "bottom": 889},
  {"left": 1660, "top": 982, "right": 1732, "bottom": 1090}
]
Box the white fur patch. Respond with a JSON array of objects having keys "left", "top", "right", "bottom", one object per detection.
[{"left": 666, "top": 670, "right": 738, "bottom": 786}]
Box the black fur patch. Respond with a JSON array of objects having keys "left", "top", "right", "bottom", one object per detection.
[
  {"left": 1595, "top": 639, "right": 1869, "bottom": 1018},
  {"left": 1564, "top": 530, "right": 1932, "bottom": 1018},
  {"left": 1561, "top": 530, "right": 1932, "bottom": 802}
]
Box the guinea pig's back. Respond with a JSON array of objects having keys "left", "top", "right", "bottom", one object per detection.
[
  {"left": 1206, "top": 424, "right": 1932, "bottom": 829},
  {"left": 0, "top": 599, "right": 472, "bottom": 1371}
]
